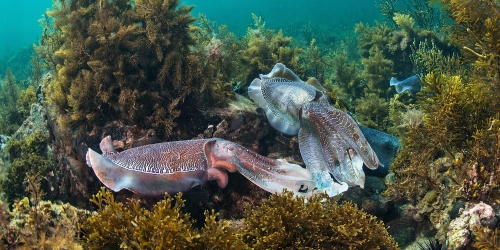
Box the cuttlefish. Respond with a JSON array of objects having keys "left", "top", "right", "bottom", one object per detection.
[
  {"left": 390, "top": 74, "right": 422, "bottom": 95},
  {"left": 86, "top": 136, "right": 315, "bottom": 196},
  {"left": 249, "top": 63, "right": 379, "bottom": 196}
]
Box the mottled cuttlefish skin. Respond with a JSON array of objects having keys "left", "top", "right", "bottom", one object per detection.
[
  {"left": 248, "top": 76, "right": 329, "bottom": 135},
  {"left": 86, "top": 136, "right": 315, "bottom": 196},
  {"left": 299, "top": 102, "right": 380, "bottom": 189},
  {"left": 248, "top": 63, "right": 380, "bottom": 196}
]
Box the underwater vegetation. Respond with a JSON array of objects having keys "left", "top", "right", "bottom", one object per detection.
[
  {"left": 241, "top": 191, "right": 398, "bottom": 250},
  {"left": 83, "top": 188, "right": 245, "bottom": 249},
  {"left": 1, "top": 0, "right": 499, "bottom": 248},
  {"left": 40, "top": 0, "right": 230, "bottom": 139},
  {"left": 240, "top": 13, "right": 305, "bottom": 87},
  {"left": 384, "top": 0, "right": 500, "bottom": 247},
  {"left": 386, "top": 0, "right": 500, "bottom": 203},
  {"left": 0, "top": 176, "right": 86, "bottom": 249},
  {"left": 0, "top": 69, "right": 37, "bottom": 135},
  {"left": 82, "top": 188, "right": 397, "bottom": 249},
  {"left": 349, "top": 9, "right": 453, "bottom": 133},
  {"left": 0, "top": 132, "right": 57, "bottom": 204},
  {"left": 377, "top": 0, "right": 446, "bottom": 31}
]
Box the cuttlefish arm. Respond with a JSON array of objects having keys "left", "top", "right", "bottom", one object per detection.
[
  {"left": 298, "top": 121, "right": 349, "bottom": 196},
  {"left": 207, "top": 139, "right": 314, "bottom": 195},
  {"left": 299, "top": 102, "right": 380, "bottom": 188},
  {"left": 86, "top": 136, "right": 314, "bottom": 196},
  {"left": 299, "top": 105, "right": 365, "bottom": 188}
]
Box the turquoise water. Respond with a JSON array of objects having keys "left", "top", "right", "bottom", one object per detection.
[
  {"left": 0, "top": 0, "right": 382, "bottom": 68},
  {"left": 183, "top": 0, "right": 383, "bottom": 36},
  {"left": 0, "top": 1, "right": 52, "bottom": 57}
]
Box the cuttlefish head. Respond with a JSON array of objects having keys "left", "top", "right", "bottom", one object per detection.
[
  {"left": 206, "top": 139, "right": 315, "bottom": 196},
  {"left": 300, "top": 102, "right": 379, "bottom": 170}
]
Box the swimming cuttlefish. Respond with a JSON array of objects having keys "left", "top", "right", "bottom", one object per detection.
[
  {"left": 86, "top": 63, "right": 379, "bottom": 198},
  {"left": 249, "top": 63, "right": 380, "bottom": 196},
  {"left": 86, "top": 136, "right": 315, "bottom": 197}
]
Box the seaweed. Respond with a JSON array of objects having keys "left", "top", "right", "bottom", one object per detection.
[
  {"left": 241, "top": 191, "right": 398, "bottom": 250},
  {"left": 0, "top": 69, "right": 22, "bottom": 135},
  {"left": 474, "top": 227, "right": 500, "bottom": 250},
  {"left": 442, "top": 0, "right": 500, "bottom": 81},
  {"left": 378, "top": 0, "right": 446, "bottom": 31},
  {"left": 383, "top": 4, "right": 500, "bottom": 247},
  {"left": 0, "top": 176, "right": 86, "bottom": 249},
  {"left": 330, "top": 49, "right": 363, "bottom": 102},
  {"left": 40, "top": 0, "right": 226, "bottom": 139},
  {"left": 82, "top": 188, "right": 246, "bottom": 249},
  {"left": 0, "top": 132, "right": 56, "bottom": 203},
  {"left": 241, "top": 13, "right": 304, "bottom": 85}
]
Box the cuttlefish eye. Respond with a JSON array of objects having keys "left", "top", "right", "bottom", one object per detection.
[{"left": 298, "top": 184, "right": 309, "bottom": 193}]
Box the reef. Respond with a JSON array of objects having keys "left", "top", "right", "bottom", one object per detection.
[
  {"left": 1, "top": 0, "right": 499, "bottom": 248},
  {"left": 383, "top": 0, "right": 500, "bottom": 248},
  {"left": 0, "top": 176, "right": 87, "bottom": 249}
]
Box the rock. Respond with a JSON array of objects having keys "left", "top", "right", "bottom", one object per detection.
[
  {"left": 0, "top": 135, "right": 9, "bottom": 151},
  {"left": 447, "top": 201, "right": 496, "bottom": 249},
  {"left": 386, "top": 214, "right": 418, "bottom": 248},
  {"left": 360, "top": 125, "right": 400, "bottom": 177},
  {"left": 12, "top": 103, "right": 49, "bottom": 141}
]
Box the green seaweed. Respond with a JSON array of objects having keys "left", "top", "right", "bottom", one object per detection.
[
  {"left": 241, "top": 191, "right": 398, "bottom": 250},
  {"left": 40, "top": 0, "right": 228, "bottom": 139},
  {"left": 83, "top": 187, "right": 246, "bottom": 249},
  {"left": 1, "top": 132, "right": 56, "bottom": 203},
  {"left": 241, "top": 13, "right": 304, "bottom": 85}
]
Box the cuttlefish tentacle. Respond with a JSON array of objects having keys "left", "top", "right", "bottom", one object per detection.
[
  {"left": 86, "top": 136, "right": 315, "bottom": 196},
  {"left": 298, "top": 119, "right": 349, "bottom": 196},
  {"left": 304, "top": 102, "right": 379, "bottom": 170},
  {"left": 208, "top": 139, "right": 314, "bottom": 195},
  {"left": 300, "top": 103, "right": 365, "bottom": 188},
  {"left": 300, "top": 102, "right": 379, "bottom": 187}
]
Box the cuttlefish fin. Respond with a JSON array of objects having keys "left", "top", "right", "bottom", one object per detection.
[
  {"left": 259, "top": 63, "right": 302, "bottom": 82},
  {"left": 86, "top": 148, "right": 131, "bottom": 192},
  {"left": 99, "top": 135, "right": 117, "bottom": 155}
]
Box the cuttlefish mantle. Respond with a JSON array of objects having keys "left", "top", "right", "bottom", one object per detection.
[
  {"left": 248, "top": 63, "right": 329, "bottom": 135},
  {"left": 86, "top": 136, "right": 315, "bottom": 196},
  {"left": 390, "top": 74, "right": 422, "bottom": 94}
]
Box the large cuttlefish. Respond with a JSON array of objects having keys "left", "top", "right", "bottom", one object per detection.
[
  {"left": 248, "top": 63, "right": 379, "bottom": 196},
  {"left": 86, "top": 136, "right": 315, "bottom": 196}
]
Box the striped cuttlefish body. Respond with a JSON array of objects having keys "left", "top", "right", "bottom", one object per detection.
[{"left": 86, "top": 136, "right": 315, "bottom": 196}]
